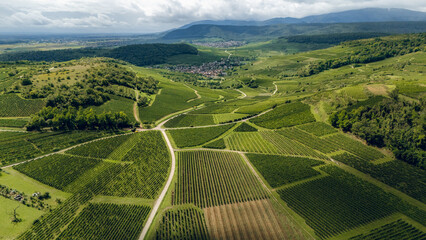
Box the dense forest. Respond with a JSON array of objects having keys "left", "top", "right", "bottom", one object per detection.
[
  {"left": 330, "top": 93, "right": 425, "bottom": 168},
  {"left": 26, "top": 106, "right": 132, "bottom": 131},
  {"left": 0, "top": 43, "right": 198, "bottom": 66},
  {"left": 298, "top": 33, "right": 426, "bottom": 76}
]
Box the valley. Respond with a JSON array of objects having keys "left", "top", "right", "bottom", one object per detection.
[{"left": 0, "top": 14, "right": 425, "bottom": 240}]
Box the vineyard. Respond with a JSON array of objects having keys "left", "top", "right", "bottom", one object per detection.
[
  {"left": 349, "top": 219, "right": 426, "bottom": 240},
  {"left": 59, "top": 203, "right": 151, "bottom": 240},
  {"left": 204, "top": 199, "right": 295, "bottom": 240},
  {"left": 168, "top": 124, "right": 235, "bottom": 148},
  {"left": 246, "top": 154, "right": 324, "bottom": 188},
  {"left": 225, "top": 132, "right": 278, "bottom": 154},
  {"left": 324, "top": 134, "right": 385, "bottom": 161},
  {"left": 296, "top": 122, "right": 337, "bottom": 136},
  {"left": 14, "top": 154, "right": 101, "bottom": 190},
  {"left": 234, "top": 122, "right": 258, "bottom": 132},
  {"left": 0, "top": 117, "right": 29, "bottom": 128},
  {"left": 165, "top": 114, "right": 215, "bottom": 128},
  {"left": 278, "top": 166, "right": 397, "bottom": 239},
  {"left": 213, "top": 113, "right": 250, "bottom": 124},
  {"left": 250, "top": 102, "right": 315, "bottom": 129},
  {"left": 279, "top": 128, "right": 340, "bottom": 154},
  {"left": 98, "top": 131, "right": 170, "bottom": 199},
  {"left": 18, "top": 162, "right": 128, "bottom": 239},
  {"left": 0, "top": 93, "right": 45, "bottom": 117},
  {"left": 260, "top": 131, "right": 328, "bottom": 159},
  {"left": 155, "top": 206, "right": 209, "bottom": 240},
  {"left": 203, "top": 138, "right": 226, "bottom": 149},
  {"left": 0, "top": 130, "right": 112, "bottom": 166},
  {"left": 66, "top": 133, "right": 135, "bottom": 160},
  {"left": 333, "top": 153, "right": 426, "bottom": 203},
  {"left": 174, "top": 151, "right": 267, "bottom": 208}
]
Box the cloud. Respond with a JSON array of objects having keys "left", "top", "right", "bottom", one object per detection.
[{"left": 0, "top": 0, "right": 425, "bottom": 33}]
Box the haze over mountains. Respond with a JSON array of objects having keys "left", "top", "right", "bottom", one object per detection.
[{"left": 179, "top": 8, "right": 426, "bottom": 28}]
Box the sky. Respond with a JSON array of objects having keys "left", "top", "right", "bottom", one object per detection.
[{"left": 0, "top": 0, "right": 425, "bottom": 34}]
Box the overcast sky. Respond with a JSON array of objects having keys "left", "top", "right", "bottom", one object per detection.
[{"left": 0, "top": 0, "right": 425, "bottom": 34}]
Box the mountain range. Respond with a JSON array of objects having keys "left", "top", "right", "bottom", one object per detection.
[{"left": 179, "top": 8, "right": 426, "bottom": 28}]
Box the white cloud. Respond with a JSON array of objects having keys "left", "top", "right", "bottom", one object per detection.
[{"left": 0, "top": 0, "right": 425, "bottom": 33}]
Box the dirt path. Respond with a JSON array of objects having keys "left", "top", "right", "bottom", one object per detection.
[
  {"left": 161, "top": 108, "right": 272, "bottom": 131},
  {"left": 235, "top": 89, "right": 247, "bottom": 98},
  {"left": 225, "top": 50, "right": 233, "bottom": 60},
  {"left": 184, "top": 84, "right": 201, "bottom": 103},
  {"left": 272, "top": 82, "right": 278, "bottom": 95},
  {"left": 138, "top": 129, "right": 176, "bottom": 240}
]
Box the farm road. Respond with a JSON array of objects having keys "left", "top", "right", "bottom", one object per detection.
[{"left": 138, "top": 129, "right": 176, "bottom": 240}]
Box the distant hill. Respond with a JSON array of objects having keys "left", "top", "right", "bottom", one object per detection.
[
  {"left": 163, "top": 21, "right": 426, "bottom": 41},
  {"left": 0, "top": 43, "right": 198, "bottom": 66},
  {"left": 180, "top": 8, "right": 426, "bottom": 28}
]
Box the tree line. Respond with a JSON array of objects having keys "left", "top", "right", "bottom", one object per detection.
[
  {"left": 298, "top": 33, "right": 425, "bottom": 77},
  {"left": 330, "top": 92, "right": 425, "bottom": 168},
  {"left": 0, "top": 43, "right": 198, "bottom": 67},
  {"left": 26, "top": 106, "right": 133, "bottom": 131}
]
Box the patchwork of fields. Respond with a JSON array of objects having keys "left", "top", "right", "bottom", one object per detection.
[{"left": 0, "top": 36, "right": 425, "bottom": 240}]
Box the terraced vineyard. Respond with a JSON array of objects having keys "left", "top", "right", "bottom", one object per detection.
[
  {"left": 155, "top": 206, "right": 209, "bottom": 240},
  {"left": 349, "top": 219, "right": 426, "bottom": 240},
  {"left": 59, "top": 203, "right": 151, "bottom": 240},
  {"left": 175, "top": 151, "right": 267, "bottom": 208}
]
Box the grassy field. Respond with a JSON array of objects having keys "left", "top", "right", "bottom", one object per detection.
[{"left": 0, "top": 197, "right": 45, "bottom": 240}]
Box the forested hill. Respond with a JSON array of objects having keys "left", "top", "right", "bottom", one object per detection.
[
  {"left": 0, "top": 43, "right": 198, "bottom": 66},
  {"left": 162, "top": 22, "right": 426, "bottom": 41}
]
